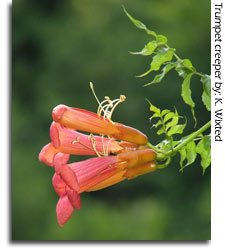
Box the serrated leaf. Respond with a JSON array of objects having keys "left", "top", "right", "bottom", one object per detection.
[
  {"left": 179, "top": 147, "right": 186, "bottom": 170},
  {"left": 185, "top": 141, "right": 197, "bottom": 166},
  {"left": 157, "top": 126, "right": 165, "bottom": 135},
  {"left": 165, "top": 116, "right": 179, "bottom": 131},
  {"left": 131, "top": 41, "right": 158, "bottom": 56},
  {"left": 161, "top": 109, "right": 170, "bottom": 116},
  {"left": 158, "top": 139, "right": 179, "bottom": 152},
  {"left": 202, "top": 91, "right": 211, "bottom": 111},
  {"left": 146, "top": 99, "right": 161, "bottom": 114},
  {"left": 196, "top": 136, "right": 211, "bottom": 174},
  {"left": 156, "top": 35, "right": 167, "bottom": 45},
  {"left": 201, "top": 75, "right": 211, "bottom": 111},
  {"left": 150, "top": 48, "right": 174, "bottom": 72},
  {"left": 138, "top": 48, "right": 174, "bottom": 78},
  {"left": 152, "top": 120, "right": 162, "bottom": 129},
  {"left": 182, "top": 59, "right": 194, "bottom": 69},
  {"left": 123, "top": 7, "right": 147, "bottom": 30},
  {"left": 201, "top": 75, "right": 211, "bottom": 96},
  {"left": 151, "top": 113, "right": 161, "bottom": 118},
  {"left": 163, "top": 112, "right": 176, "bottom": 123},
  {"left": 181, "top": 73, "right": 196, "bottom": 123},
  {"left": 137, "top": 68, "right": 152, "bottom": 78},
  {"left": 175, "top": 60, "right": 192, "bottom": 78},
  {"left": 167, "top": 124, "right": 186, "bottom": 136},
  {"left": 144, "top": 63, "right": 176, "bottom": 87}
]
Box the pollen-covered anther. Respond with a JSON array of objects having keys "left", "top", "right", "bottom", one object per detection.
[{"left": 120, "top": 95, "right": 126, "bottom": 102}]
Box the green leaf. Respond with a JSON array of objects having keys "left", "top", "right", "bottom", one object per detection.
[
  {"left": 146, "top": 29, "right": 157, "bottom": 37},
  {"left": 167, "top": 124, "right": 186, "bottom": 136},
  {"left": 144, "top": 63, "right": 176, "bottom": 86},
  {"left": 123, "top": 7, "right": 147, "bottom": 30},
  {"left": 201, "top": 75, "right": 211, "bottom": 96},
  {"left": 183, "top": 59, "right": 194, "bottom": 69},
  {"left": 175, "top": 60, "right": 193, "bottom": 78},
  {"left": 151, "top": 120, "right": 162, "bottom": 129},
  {"left": 165, "top": 116, "right": 179, "bottom": 131},
  {"left": 202, "top": 91, "right": 211, "bottom": 111},
  {"left": 151, "top": 113, "right": 161, "bottom": 118},
  {"left": 201, "top": 75, "right": 211, "bottom": 111},
  {"left": 179, "top": 147, "right": 186, "bottom": 170},
  {"left": 196, "top": 136, "right": 211, "bottom": 174},
  {"left": 163, "top": 111, "right": 177, "bottom": 123},
  {"left": 131, "top": 40, "right": 158, "bottom": 56},
  {"left": 185, "top": 141, "right": 197, "bottom": 166},
  {"left": 158, "top": 139, "right": 179, "bottom": 152},
  {"left": 181, "top": 73, "right": 196, "bottom": 123},
  {"left": 150, "top": 48, "right": 174, "bottom": 71},
  {"left": 138, "top": 48, "right": 174, "bottom": 77},
  {"left": 157, "top": 126, "right": 165, "bottom": 135},
  {"left": 137, "top": 69, "right": 152, "bottom": 78},
  {"left": 146, "top": 99, "right": 161, "bottom": 114},
  {"left": 156, "top": 35, "right": 167, "bottom": 45},
  {"left": 161, "top": 109, "right": 170, "bottom": 116}
]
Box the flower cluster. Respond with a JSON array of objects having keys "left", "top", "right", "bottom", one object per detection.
[{"left": 39, "top": 102, "right": 157, "bottom": 227}]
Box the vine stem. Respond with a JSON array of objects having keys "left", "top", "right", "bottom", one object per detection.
[
  {"left": 146, "top": 120, "right": 211, "bottom": 159},
  {"left": 165, "top": 120, "right": 211, "bottom": 156},
  {"left": 146, "top": 141, "right": 160, "bottom": 152},
  {"left": 164, "top": 44, "right": 204, "bottom": 77}
]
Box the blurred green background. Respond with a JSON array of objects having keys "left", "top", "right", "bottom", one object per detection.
[{"left": 12, "top": 0, "right": 210, "bottom": 240}]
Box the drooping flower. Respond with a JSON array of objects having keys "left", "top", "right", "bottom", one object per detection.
[
  {"left": 39, "top": 89, "right": 158, "bottom": 227},
  {"left": 52, "top": 149, "right": 156, "bottom": 226}
]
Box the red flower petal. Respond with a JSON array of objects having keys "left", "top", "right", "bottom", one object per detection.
[
  {"left": 52, "top": 173, "right": 66, "bottom": 197},
  {"left": 56, "top": 195, "right": 74, "bottom": 227},
  {"left": 39, "top": 143, "right": 59, "bottom": 167},
  {"left": 66, "top": 186, "right": 81, "bottom": 210},
  {"left": 54, "top": 153, "right": 80, "bottom": 192},
  {"left": 50, "top": 122, "right": 123, "bottom": 155}
]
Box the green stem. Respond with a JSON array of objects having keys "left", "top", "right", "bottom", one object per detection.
[
  {"left": 165, "top": 120, "right": 211, "bottom": 156},
  {"left": 157, "top": 157, "right": 171, "bottom": 169},
  {"left": 165, "top": 44, "right": 204, "bottom": 77},
  {"left": 146, "top": 142, "right": 161, "bottom": 152}
]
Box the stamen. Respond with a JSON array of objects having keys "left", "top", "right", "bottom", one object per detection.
[
  {"left": 90, "top": 82, "right": 101, "bottom": 106},
  {"left": 109, "top": 96, "right": 126, "bottom": 119},
  {"left": 89, "top": 134, "right": 103, "bottom": 157},
  {"left": 72, "top": 136, "right": 103, "bottom": 156},
  {"left": 90, "top": 82, "right": 126, "bottom": 123},
  {"left": 101, "top": 136, "right": 106, "bottom": 156},
  {"left": 105, "top": 137, "right": 113, "bottom": 156},
  {"left": 97, "top": 99, "right": 108, "bottom": 118}
]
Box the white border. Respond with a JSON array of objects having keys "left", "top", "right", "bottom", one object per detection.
[
  {"left": 1, "top": 0, "right": 11, "bottom": 248},
  {"left": 2, "top": 0, "right": 225, "bottom": 249},
  {"left": 211, "top": 0, "right": 225, "bottom": 247}
]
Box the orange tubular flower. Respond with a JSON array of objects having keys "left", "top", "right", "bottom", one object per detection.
[
  {"left": 52, "top": 149, "right": 156, "bottom": 226},
  {"left": 39, "top": 95, "right": 158, "bottom": 227},
  {"left": 39, "top": 122, "right": 139, "bottom": 167},
  {"left": 52, "top": 104, "right": 148, "bottom": 145}
]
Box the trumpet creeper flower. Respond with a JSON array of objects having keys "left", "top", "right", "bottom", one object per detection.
[
  {"left": 39, "top": 122, "right": 138, "bottom": 166},
  {"left": 52, "top": 104, "right": 148, "bottom": 145},
  {"left": 52, "top": 149, "right": 156, "bottom": 226}
]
